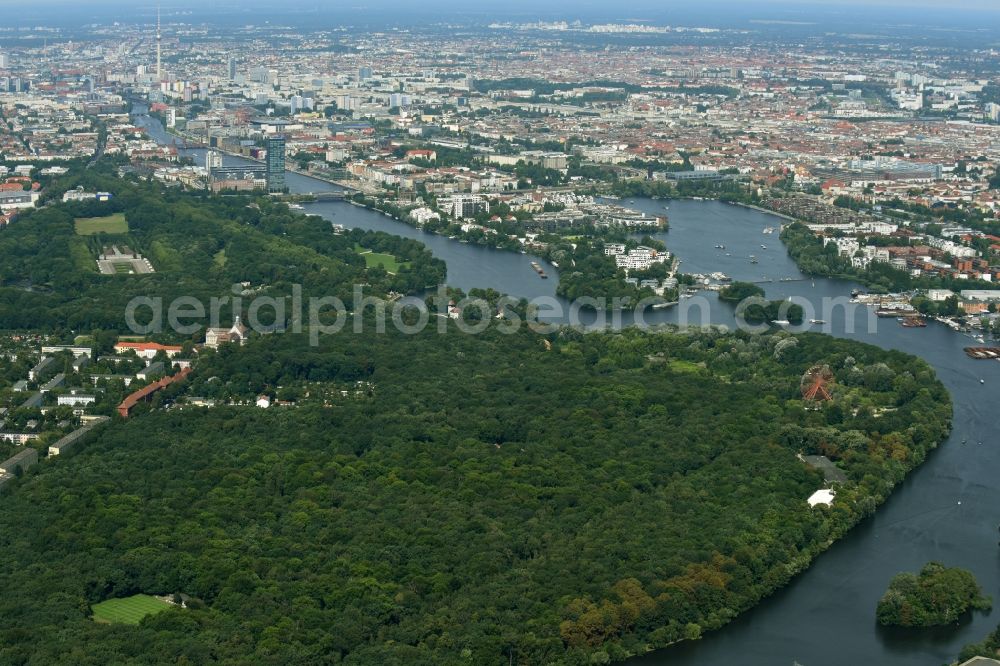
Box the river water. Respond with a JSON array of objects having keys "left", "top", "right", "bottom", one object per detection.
[{"left": 136, "top": 109, "right": 1000, "bottom": 666}]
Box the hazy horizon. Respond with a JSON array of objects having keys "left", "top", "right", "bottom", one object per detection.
[{"left": 0, "top": 0, "right": 998, "bottom": 46}]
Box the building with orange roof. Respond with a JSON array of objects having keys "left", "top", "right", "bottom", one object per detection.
[
  {"left": 114, "top": 341, "right": 184, "bottom": 359},
  {"left": 117, "top": 367, "right": 192, "bottom": 418}
]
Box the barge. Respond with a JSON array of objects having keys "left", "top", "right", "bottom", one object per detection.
[{"left": 964, "top": 347, "right": 1000, "bottom": 360}]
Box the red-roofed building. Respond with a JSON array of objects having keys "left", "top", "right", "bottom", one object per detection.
[
  {"left": 114, "top": 341, "right": 184, "bottom": 359},
  {"left": 406, "top": 149, "right": 437, "bottom": 162},
  {"left": 821, "top": 178, "right": 848, "bottom": 196},
  {"left": 117, "top": 367, "right": 192, "bottom": 418}
]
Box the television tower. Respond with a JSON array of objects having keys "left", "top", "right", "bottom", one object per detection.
[{"left": 156, "top": 3, "right": 162, "bottom": 81}]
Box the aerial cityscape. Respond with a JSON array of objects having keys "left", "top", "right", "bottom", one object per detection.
[{"left": 0, "top": 1, "right": 999, "bottom": 665}]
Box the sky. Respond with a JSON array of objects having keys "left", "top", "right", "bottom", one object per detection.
[
  {"left": 0, "top": 0, "right": 996, "bottom": 8},
  {"left": 0, "top": 0, "right": 997, "bottom": 31}
]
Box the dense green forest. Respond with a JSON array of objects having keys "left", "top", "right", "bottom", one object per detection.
[
  {"left": 0, "top": 166, "right": 445, "bottom": 333},
  {"left": 876, "top": 562, "right": 991, "bottom": 627},
  {"left": 0, "top": 323, "right": 951, "bottom": 665},
  {"left": 0, "top": 162, "right": 956, "bottom": 664}
]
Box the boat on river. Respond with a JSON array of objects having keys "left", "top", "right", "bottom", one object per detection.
[{"left": 965, "top": 347, "right": 1000, "bottom": 359}]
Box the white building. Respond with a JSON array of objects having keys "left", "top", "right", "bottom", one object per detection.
[
  {"left": 614, "top": 246, "right": 669, "bottom": 271},
  {"left": 57, "top": 394, "right": 97, "bottom": 407},
  {"left": 0, "top": 190, "right": 39, "bottom": 211},
  {"left": 960, "top": 290, "right": 1000, "bottom": 302},
  {"left": 410, "top": 207, "right": 441, "bottom": 225},
  {"left": 926, "top": 289, "right": 956, "bottom": 302},
  {"left": 440, "top": 195, "right": 489, "bottom": 220},
  {"left": 823, "top": 237, "right": 859, "bottom": 257},
  {"left": 807, "top": 488, "right": 836, "bottom": 507},
  {"left": 204, "top": 318, "right": 248, "bottom": 349},
  {"left": 0, "top": 432, "right": 39, "bottom": 445}
]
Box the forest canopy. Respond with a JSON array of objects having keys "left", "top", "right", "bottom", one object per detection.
[
  {"left": 0, "top": 324, "right": 951, "bottom": 665},
  {"left": 0, "top": 165, "right": 445, "bottom": 333}
]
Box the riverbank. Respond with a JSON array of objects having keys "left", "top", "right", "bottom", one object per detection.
[
  {"left": 728, "top": 200, "right": 797, "bottom": 222},
  {"left": 133, "top": 107, "right": 1000, "bottom": 664},
  {"left": 160, "top": 122, "right": 361, "bottom": 193}
]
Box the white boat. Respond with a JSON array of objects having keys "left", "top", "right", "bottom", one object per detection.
[
  {"left": 772, "top": 320, "right": 791, "bottom": 326},
  {"left": 809, "top": 319, "right": 826, "bottom": 324}
]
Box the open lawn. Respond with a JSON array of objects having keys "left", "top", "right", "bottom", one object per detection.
[
  {"left": 91, "top": 594, "right": 171, "bottom": 625},
  {"left": 668, "top": 359, "right": 706, "bottom": 374},
  {"left": 355, "top": 245, "right": 408, "bottom": 274},
  {"left": 74, "top": 213, "right": 128, "bottom": 236}
]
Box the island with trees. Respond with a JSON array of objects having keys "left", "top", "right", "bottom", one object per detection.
[
  {"left": 876, "top": 562, "right": 992, "bottom": 627},
  {"left": 720, "top": 281, "right": 805, "bottom": 324}
]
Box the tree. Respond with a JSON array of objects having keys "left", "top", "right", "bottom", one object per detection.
[
  {"left": 877, "top": 562, "right": 992, "bottom": 627},
  {"left": 719, "top": 281, "right": 765, "bottom": 302}
]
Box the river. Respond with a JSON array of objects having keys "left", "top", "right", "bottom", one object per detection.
[{"left": 135, "top": 108, "right": 1000, "bottom": 666}]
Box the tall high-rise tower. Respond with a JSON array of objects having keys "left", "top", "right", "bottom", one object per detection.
[
  {"left": 156, "top": 4, "right": 162, "bottom": 81},
  {"left": 266, "top": 136, "right": 286, "bottom": 193}
]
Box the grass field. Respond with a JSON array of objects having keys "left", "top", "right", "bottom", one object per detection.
[
  {"left": 668, "top": 359, "right": 706, "bottom": 374},
  {"left": 91, "top": 594, "right": 171, "bottom": 625},
  {"left": 355, "top": 245, "right": 408, "bottom": 274},
  {"left": 74, "top": 213, "right": 128, "bottom": 236}
]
